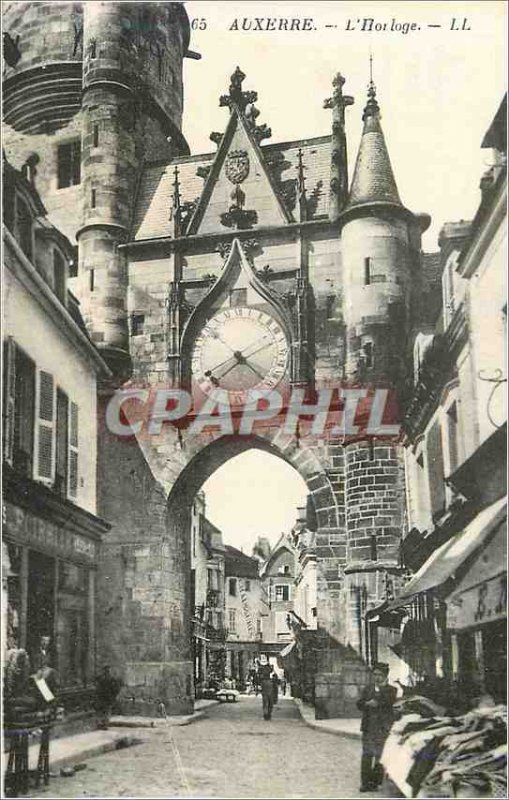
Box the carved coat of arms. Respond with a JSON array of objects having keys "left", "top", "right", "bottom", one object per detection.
[{"left": 225, "top": 150, "right": 250, "bottom": 184}]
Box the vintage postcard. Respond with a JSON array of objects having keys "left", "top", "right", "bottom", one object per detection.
[{"left": 2, "top": 1, "right": 507, "bottom": 798}]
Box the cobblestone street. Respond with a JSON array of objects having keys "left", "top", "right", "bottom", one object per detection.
[{"left": 30, "top": 698, "right": 393, "bottom": 799}]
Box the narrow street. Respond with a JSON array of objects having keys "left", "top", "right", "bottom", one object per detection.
[{"left": 31, "top": 698, "right": 392, "bottom": 799}]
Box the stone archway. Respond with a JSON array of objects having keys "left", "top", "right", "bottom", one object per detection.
[{"left": 95, "top": 404, "right": 350, "bottom": 715}]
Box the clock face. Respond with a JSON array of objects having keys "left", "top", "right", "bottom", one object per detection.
[{"left": 192, "top": 307, "right": 289, "bottom": 404}]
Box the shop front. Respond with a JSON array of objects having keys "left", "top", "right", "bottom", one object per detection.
[
  {"left": 3, "top": 473, "right": 109, "bottom": 711},
  {"left": 446, "top": 516, "right": 506, "bottom": 703},
  {"left": 381, "top": 496, "right": 506, "bottom": 690}
]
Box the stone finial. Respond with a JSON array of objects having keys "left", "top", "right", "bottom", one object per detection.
[
  {"left": 323, "top": 73, "right": 354, "bottom": 118},
  {"left": 324, "top": 72, "right": 354, "bottom": 220},
  {"left": 363, "top": 80, "right": 380, "bottom": 122},
  {"left": 170, "top": 165, "right": 181, "bottom": 234},
  {"left": 296, "top": 147, "right": 308, "bottom": 222},
  {"left": 210, "top": 131, "right": 223, "bottom": 147},
  {"left": 219, "top": 66, "right": 258, "bottom": 112}
]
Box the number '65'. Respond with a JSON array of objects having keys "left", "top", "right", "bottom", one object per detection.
[{"left": 191, "top": 18, "right": 207, "bottom": 30}]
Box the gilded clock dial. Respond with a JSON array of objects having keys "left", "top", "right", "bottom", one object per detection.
[{"left": 191, "top": 307, "right": 289, "bottom": 401}]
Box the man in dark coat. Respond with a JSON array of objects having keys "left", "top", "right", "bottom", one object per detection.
[
  {"left": 357, "top": 662, "right": 397, "bottom": 792},
  {"left": 258, "top": 657, "right": 274, "bottom": 720}
]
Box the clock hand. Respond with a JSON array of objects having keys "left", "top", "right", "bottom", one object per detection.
[
  {"left": 205, "top": 350, "right": 246, "bottom": 384},
  {"left": 244, "top": 361, "right": 265, "bottom": 381},
  {"left": 241, "top": 334, "right": 271, "bottom": 360}
]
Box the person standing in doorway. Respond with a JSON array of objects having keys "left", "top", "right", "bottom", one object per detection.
[
  {"left": 357, "top": 663, "right": 396, "bottom": 792},
  {"left": 258, "top": 656, "right": 273, "bottom": 720}
]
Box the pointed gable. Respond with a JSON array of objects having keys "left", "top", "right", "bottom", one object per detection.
[
  {"left": 348, "top": 82, "right": 402, "bottom": 209},
  {"left": 187, "top": 106, "right": 291, "bottom": 236}
]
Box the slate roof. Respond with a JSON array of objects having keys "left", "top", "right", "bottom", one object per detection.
[
  {"left": 224, "top": 544, "right": 260, "bottom": 579},
  {"left": 132, "top": 135, "right": 331, "bottom": 241},
  {"left": 348, "top": 88, "right": 402, "bottom": 209}
]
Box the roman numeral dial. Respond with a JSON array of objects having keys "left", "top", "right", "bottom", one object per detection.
[{"left": 191, "top": 307, "right": 289, "bottom": 402}]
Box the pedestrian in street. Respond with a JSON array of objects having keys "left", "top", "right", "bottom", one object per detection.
[
  {"left": 95, "top": 665, "right": 122, "bottom": 729},
  {"left": 280, "top": 673, "right": 287, "bottom": 697},
  {"left": 271, "top": 669, "right": 280, "bottom": 706},
  {"left": 258, "top": 656, "right": 274, "bottom": 720},
  {"left": 357, "top": 662, "right": 397, "bottom": 792},
  {"left": 253, "top": 660, "right": 261, "bottom": 696}
]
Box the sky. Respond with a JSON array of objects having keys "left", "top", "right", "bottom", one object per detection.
[
  {"left": 183, "top": 0, "right": 506, "bottom": 551},
  {"left": 202, "top": 451, "right": 308, "bottom": 554}
]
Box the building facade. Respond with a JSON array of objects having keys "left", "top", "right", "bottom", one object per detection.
[
  {"left": 372, "top": 95, "right": 507, "bottom": 704},
  {"left": 4, "top": 1, "right": 486, "bottom": 718},
  {"left": 224, "top": 545, "right": 265, "bottom": 687},
  {"left": 260, "top": 535, "right": 297, "bottom": 645},
  {"left": 190, "top": 493, "right": 227, "bottom": 694},
  {"left": 3, "top": 157, "right": 110, "bottom": 709}
]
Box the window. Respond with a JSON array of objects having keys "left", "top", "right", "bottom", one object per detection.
[
  {"left": 3, "top": 342, "right": 79, "bottom": 499},
  {"left": 3, "top": 341, "right": 36, "bottom": 477},
  {"left": 275, "top": 584, "right": 290, "bottom": 602},
  {"left": 131, "top": 313, "right": 145, "bottom": 336},
  {"left": 55, "top": 388, "right": 69, "bottom": 497},
  {"left": 228, "top": 578, "right": 237, "bottom": 597},
  {"left": 446, "top": 402, "right": 459, "bottom": 474},
  {"left": 256, "top": 617, "right": 262, "bottom": 634},
  {"left": 370, "top": 534, "right": 377, "bottom": 561},
  {"left": 364, "top": 257, "right": 371, "bottom": 285},
  {"left": 228, "top": 608, "right": 236, "bottom": 633},
  {"left": 53, "top": 249, "right": 67, "bottom": 304},
  {"left": 426, "top": 420, "right": 446, "bottom": 519},
  {"left": 363, "top": 341, "right": 373, "bottom": 370},
  {"left": 91, "top": 188, "right": 96, "bottom": 208},
  {"left": 57, "top": 141, "right": 81, "bottom": 189},
  {"left": 89, "top": 269, "right": 95, "bottom": 292},
  {"left": 244, "top": 579, "right": 251, "bottom": 592},
  {"left": 16, "top": 197, "right": 33, "bottom": 260},
  {"left": 93, "top": 124, "right": 99, "bottom": 148},
  {"left": 283, "top": 565, "right": 290, "bottom": 575}
]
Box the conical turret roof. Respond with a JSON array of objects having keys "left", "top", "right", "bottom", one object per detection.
[{"left": 348, "top": 82, "right": 402, "bottom": 208}]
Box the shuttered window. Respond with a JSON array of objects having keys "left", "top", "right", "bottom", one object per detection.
[
  {"left": 68, "top": 401, "right": 79, "bottom": 499},
  {"left": 55, "top": 389, "right": 69, "bottom": 497},
  {"left": 447, "top": 402, "right": 459, "bottom": 474},
  {"left": 13, "top": 348, "right": 36, "bottom": 477},
  {"left": 36, "top": 371, "right": 55, "bottom": 482},
  {"left": 426, "top": 420, "right": 446, "bottom": 519},
  {"left": 3, "top": 337, "right": 17, "bottom": 466},
  {"left": 3, "top": 339, "right": 35, "bottom": 474},
  {"left": 53, "top": 249, "right": 67, "bottom": 304}
]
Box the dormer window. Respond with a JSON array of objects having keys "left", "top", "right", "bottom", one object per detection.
[
  {"left": 53, "top": 249, "right": 67, "bottom": 305},
  {"left": 16, "top": 196, "right": 33, "bottom": 261}
]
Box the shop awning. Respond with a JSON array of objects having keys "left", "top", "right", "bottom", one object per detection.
[{"left": 387, "top": 497, "right": 506, "bottom": 610}]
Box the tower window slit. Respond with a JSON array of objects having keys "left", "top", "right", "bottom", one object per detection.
[
  {"left": 363, "top": 341, "right": 373, "bottom": 369},
  {"left": 89, "top": 269, "right": 95, "bottom": 292},
  {"left": 370, "top": 535, "right": 377, "bottom": 561},
  {"left": 364, "top": 257, "right": 371, "bottom": 285},
  {"left": 93, "top": 124, "right": 99, "bottom": 148},
  {"left": 91, "top": 188, "right": 96, "bottom": 208}
]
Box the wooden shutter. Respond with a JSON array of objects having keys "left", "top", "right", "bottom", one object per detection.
[
  {"left": 426, "top": 420, "right": 446, "bottom": 519},
  {"left": 55, "top": 389, "right": 69, "bottom": 496},
  {"left": 3, "top": 337, "right": 16, "bottom": 466},
  {"left": 35, "top": 370, "right": 55, "bottom": 482},
  {"left": 68, "top": 401, "right": 79, "bottom": 499}
]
